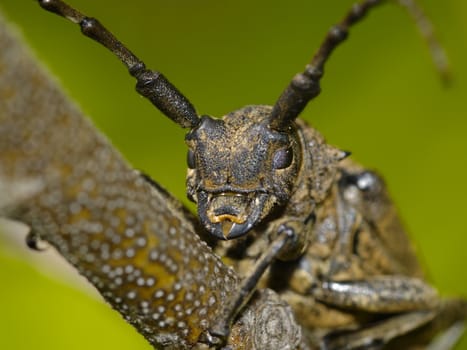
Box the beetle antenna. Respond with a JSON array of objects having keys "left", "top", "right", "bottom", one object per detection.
[
  {"left": 397, "top": 0, "right": 450, "bottom": 83},
  {"left": 38, "top": 0, "right": 200, "bottom": 128},
  {"left": 269, "top": 0, "right": 449, "bottom": 130}
]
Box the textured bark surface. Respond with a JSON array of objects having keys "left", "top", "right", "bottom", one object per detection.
[{"left": 0, "top": 12, "right": 304, "bottom": 350}]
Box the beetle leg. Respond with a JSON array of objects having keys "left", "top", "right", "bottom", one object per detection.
[
  {"left": 323, "top": 297, "right": 467, "bottom": 350},
  {"left": 311, "top": 276, "right": 466, "bottom": 348},
  {"left": 390, "top": 298, "right": 467, "bottom": 349},
  {"left": 323, "top": 309, "right": 436, "bottom": 349},
  {"left": 207, "top": 224, "right": 297, "bottom": 344},
  {"left": 25, "top": 229, "right": 49, "bottom": 251},
  {"left": 425, "top": 321, "right": 465, "bottom": 350},
  {"left": 312, "top": 275, "right": 439, "bottom": 313}
]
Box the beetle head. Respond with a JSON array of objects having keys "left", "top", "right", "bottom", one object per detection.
[{"left": 185, "top": 105, "right": 301, "bottom": 240}]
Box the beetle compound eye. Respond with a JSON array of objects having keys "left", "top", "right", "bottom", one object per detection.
[
  {"left": 187, "top": 149, "right": 196, "bottom": 169},
  {"left": 272, "top": 147, "right": 293, "bottom": 169}
]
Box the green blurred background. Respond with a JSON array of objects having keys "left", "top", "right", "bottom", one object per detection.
[{"left": 0, "top": 0, "right": 466, "bottom": 348}]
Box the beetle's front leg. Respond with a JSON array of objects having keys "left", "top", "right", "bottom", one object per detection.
[
  {"left": 266, "top": 216, "right": 312, "bottom": 261},
  {"left": 206, "top": 218, "right": 309, "bottom": 344}
]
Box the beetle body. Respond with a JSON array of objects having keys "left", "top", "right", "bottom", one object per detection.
[{"left": 206, "top": 111, "right": 455, "bottom": 348}]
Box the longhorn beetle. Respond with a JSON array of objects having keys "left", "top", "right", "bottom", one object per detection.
[{"left": 1, "top": 0, "right": 466, "bottom": 348}]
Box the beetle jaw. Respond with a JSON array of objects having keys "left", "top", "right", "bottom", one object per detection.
[{"left": 196, "top": 190, "right": 276, "bottom": 240}]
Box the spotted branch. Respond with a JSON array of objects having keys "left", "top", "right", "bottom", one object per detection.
[{"left": 0, "top": 12, "right": 304, "bottom": 350}]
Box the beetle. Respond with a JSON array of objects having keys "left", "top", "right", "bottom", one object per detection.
[{"left": 1, "top": 0, "right": 466, "bottom": 349}]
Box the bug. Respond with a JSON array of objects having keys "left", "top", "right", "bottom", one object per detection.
[{"left": 1, "top": 0, "right": 466, "bottom": 349}]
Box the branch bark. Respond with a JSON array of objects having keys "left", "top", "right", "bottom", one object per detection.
[{"left": 0, "top": 12, "right": 304, "bottom": 350}]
